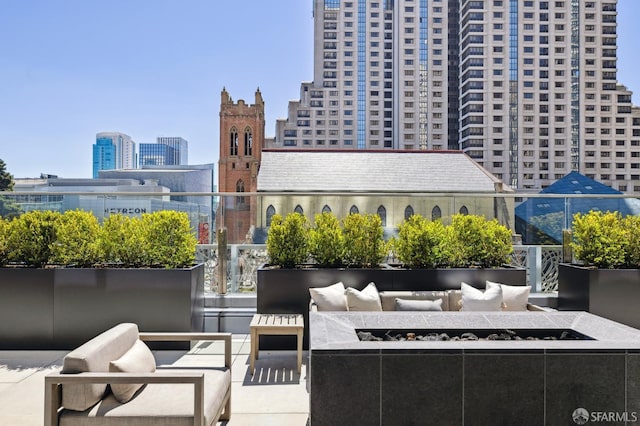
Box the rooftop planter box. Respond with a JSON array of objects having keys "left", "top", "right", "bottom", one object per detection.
[
  {"left": 558, "top": 211, "right": 640, "bottom": 329},
  {"left": 258, "top": 212, "right": 524, "bottom": 349},
  {"left": 0, "top": 210, "right": 203, "bottom": 349}
]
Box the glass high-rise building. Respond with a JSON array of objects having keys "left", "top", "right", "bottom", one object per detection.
[
  {"left": 157, "top": 137, "right": 188, "bottom": 165},
  {"left": 138, "top": 137, "right": 188, "bottom": 167},
  {"left": 273, "top": 0, "right": 640, "bottom": 193},
  {"left": 92, "top": 132, "right": 136, "bottom": 178}
]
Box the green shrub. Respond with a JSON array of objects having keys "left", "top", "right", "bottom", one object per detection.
[
  {"left": 141, "top": 211, "right": 198, "bottom": 268},
  {"left": 266, "top": 213, "right": 309, "bottom": 268},
  {"left": 99, "top": 214, "right": 148, "bottom": 267},
  {"left": 624, "top": 215, "right": 640, "bottom": 268},
  {"left": 393, "top": 214, "right": 449, "bottom": 268},
  {"left": 309, "top": 212, "right": 344, "bottom": 267},
  {"left": 342, "top": 213, "right": 387, "bottom": 268},
  {"left": 572, "top": 211, "right": 627, "bottom": 268},
  {"left": 447, "top": 214, "right": 512, "bottom": 268},
  {"left": 0, "top": 217, "right": 8, "bottom": 266},
  {"left": 7, "top": 210, "right": 61, "bottom": 267},
  {"left": 50, "top": 210, "right": 101, "bottom": 267}
]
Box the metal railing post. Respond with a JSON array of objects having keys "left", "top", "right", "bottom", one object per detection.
[{"left": 217, "top": 228, "right": 227, "bottom": 295}]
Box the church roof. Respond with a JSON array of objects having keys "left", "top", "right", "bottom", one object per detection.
[{"left": 257, "top": 150, "right": 508, "bottom": 193}]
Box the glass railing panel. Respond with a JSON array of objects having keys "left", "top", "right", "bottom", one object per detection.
[{"left": 2, "top": 191, "right": 639, "bottom": 295}]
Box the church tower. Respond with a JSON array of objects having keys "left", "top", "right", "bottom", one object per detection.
[{"left": 218, "top": 88, "right": 265, "bottom": 243}]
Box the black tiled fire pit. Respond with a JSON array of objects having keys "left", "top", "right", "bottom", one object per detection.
[{"left": 309, "top": 311, "right": 640, "bottom": 426}]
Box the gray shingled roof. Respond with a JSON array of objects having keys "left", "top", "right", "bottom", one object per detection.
[{"left": 257, "top": 150, "right": 507, "bottom": 193}]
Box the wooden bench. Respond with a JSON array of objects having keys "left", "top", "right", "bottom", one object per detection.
[{"left": 250, "top": 314, "right": 304, "bottom": 375}]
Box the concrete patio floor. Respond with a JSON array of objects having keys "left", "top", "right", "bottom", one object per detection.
[{"left": 0, "top": 334, "right": 310, "bottom": 426}]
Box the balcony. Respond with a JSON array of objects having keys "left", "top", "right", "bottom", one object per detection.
[{"left": 2, "top": 189, "right": 640, "bottom": 424}]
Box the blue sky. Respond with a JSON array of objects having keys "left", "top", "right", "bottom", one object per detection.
[{"left": 1, "top": 0, "right": 639, "bottom": 179}]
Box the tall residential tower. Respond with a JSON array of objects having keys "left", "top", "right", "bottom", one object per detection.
[
  {"left": 92, "top": 132, "right": 136, "bottom": 178},
  {"left": 273, "top": 0, "right": 640, "bottom": 193}
]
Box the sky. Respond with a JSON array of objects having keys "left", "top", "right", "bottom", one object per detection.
[{"left": 1, "top": 0, "right": 640, "bottom": 179}]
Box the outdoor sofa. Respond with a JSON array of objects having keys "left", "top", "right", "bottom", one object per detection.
[
  {"left": 44, "top": 323, "right": 231, "bottom": 426},
  {"left": 309, "top": 281, "right": 549, "bottom": 312}
]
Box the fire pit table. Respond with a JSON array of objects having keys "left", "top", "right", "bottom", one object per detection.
[{"left": 309, "top": 311, "right": 640, "bottom": 426}]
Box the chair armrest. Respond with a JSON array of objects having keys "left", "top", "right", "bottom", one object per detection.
[
  {"left": 44, "top": 372, "right": 207, "bottom": 426},
  {"left": 139, "top": 332, "right": 232, "bottom": 369}
]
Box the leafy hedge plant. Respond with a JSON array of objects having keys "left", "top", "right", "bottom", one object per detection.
[
  {"left": 571, "top": 210, "right": 631, "bottom": 268},
  {"left": 394, "top": 214, "right": 448, "bottom": 268},
  {"left": 7, "top": 210, "right": 61, "bottom": 267},
  {"left": 393, "top": 213, "right": 512, "bottom": 268},
  {"left": 266, "top": 213, "right": 309, "bottom": 268},
  {"left": 308, "top": 212, "right": 344, "bottom": 267},
  {"left": 0, "top": 210, "right": 198, "bottom": 268},
  {"left": 266, "top": 212, "right": 386, "bottom": 268},
  {"left": 0, "top": 217, "right": 8, "bottom": 267},
  {"left": 342, "top": 213, "right": 387, "bottom": 268}
]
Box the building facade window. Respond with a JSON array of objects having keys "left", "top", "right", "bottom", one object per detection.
[
  {"left": 432, "top": 206, "right": 442, "bottom": 221},
  {"left": 459, "top": 205, "right": 469, "bottom": 215},
  {"left": 404, "top": 205, "right": 414, "bottom": 220},
  {"left": 349, "top": 205, "right": 359, "bottom": 214},
  {"left": 230, "top": 128, "right": 238, "bottom": 156},
  {"left": 377, "top": 205, "right": 387, "bottom": 227},
  {"left": 322, "top": 205, "right": 332, "bottom": 213},
  {"left": 266, "top": 205, "right": 276, "bottom": 227},
  {"left": 294, "top": 205, "right": 303, "bottom": 214},
  {"left": 244, "top": 128, "right": 253, "bottom": 156}
]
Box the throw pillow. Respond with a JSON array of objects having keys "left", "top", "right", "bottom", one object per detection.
[
  {"left": 395, "top": 298, "right": 443, "bottom": 311},
  {"left": 108, "top": 339, "right": 156, "bottom": 403},
  {"left": 486, "top": 281, "right": 531, "bottom": 311},
  {"left": 309, "top": 282, "right": 348, "bottom": 311},
  {"left": 460, "top": 282, "right": 503, "bottom": 311},
  {"left": 346, "top": 282, "right": 382, "bottom": 311}
]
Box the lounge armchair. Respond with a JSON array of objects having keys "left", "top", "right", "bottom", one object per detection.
[{"left": 44, "top": 323, "right": 231, "bottom": 426}]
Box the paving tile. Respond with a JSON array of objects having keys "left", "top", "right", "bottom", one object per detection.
[
  {"left": 219, "top": 413, "right": 309, "bottom": 426},
  {"left": 231, "top": 382, "right": 309, "bottom": 414}
]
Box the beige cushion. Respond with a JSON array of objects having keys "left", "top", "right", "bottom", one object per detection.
[
  {"left": 379, "top": 291, "right": 450, "bottom": 311},
  {"left": 346, "top": 282, "right": 382, "bottom": 311},
  {"left": 309, "top": 282, "right": 347, "bottom": 311},
  {"left": 59, "top": 368, "right": 231, "bottom": 426},
  {"left": 395, "top": 298, "right": 443, "bottom": 311},
  {"left": 448, "top": 290, "right": 462, "bottom": 311},
  {"left": 62, "top": 323, "right": 139, "bottom": 411},
  {"left": 486, "top": 281, "right": 531, "bottom": 311},
  {"left": 460, "top": 282, "right": 503, "bottom": 311},
  {"left": 109, "top": 339, "right": 157, "bottom": 403}
]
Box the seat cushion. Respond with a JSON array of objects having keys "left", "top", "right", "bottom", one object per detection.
[
  {"left": 346, "top": 282, "right": 382, "bottom": 311},
  {"left": 379, "top": 291, "right": 450, "bottom": 311},
  {"left": 395, "top": 298, "right": 443, "bottom": 311},
  {"left": 59, "top": 368, "right": 231, "bottom": 426},
  {"left": 109, "top": 339, "right": 157, "bottom": 403},
  {"left": 62, "top": 323, "right": 140, "bottom": 411},
  {"left": 486, "top": 281, "right": 531, "bottom": 311},
  {"left": 460, "top": 282, "right": 503, "bottom": 311},
  {"left": 309, "top": 282, "right": 348, "bottom": 311}
]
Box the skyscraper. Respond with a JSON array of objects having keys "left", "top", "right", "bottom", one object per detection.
[
  {"left": 92, "top": 132, "right": 136, "bottom": 178},
  {"left": 273, "top": 0, "right": 640, "bottom": 193},
  {"left": 138, "top": 143, "right": 178, "bottom": 166},
  {"left": 157, "top": 137, "right": 189, "bottom": 165}
]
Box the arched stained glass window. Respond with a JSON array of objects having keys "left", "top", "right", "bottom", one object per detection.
[
  {"left": 377, "top": 205, "right": 387, "bottom": 227},
  {"left": 266, "top": 205, "right": 275, "bottom": 226},
  {"left": 404, "top": 205, "right": 414, "bottom": 220},
  {"left": 432, "top": 205, "right": 442, "bottom": 221},
  {"left": 244, "top": 127, "right": 253, "bottom": 156}
]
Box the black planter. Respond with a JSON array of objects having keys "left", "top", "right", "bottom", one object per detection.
[
  {"left": 257, "top": 265, "right": 526, "bottom": 349},
  {"left": 558, "top": 263, "right": 640, "bottom": 329},
  {"left": 0, "top": 264, "right": 204, "bottom": 349}
]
